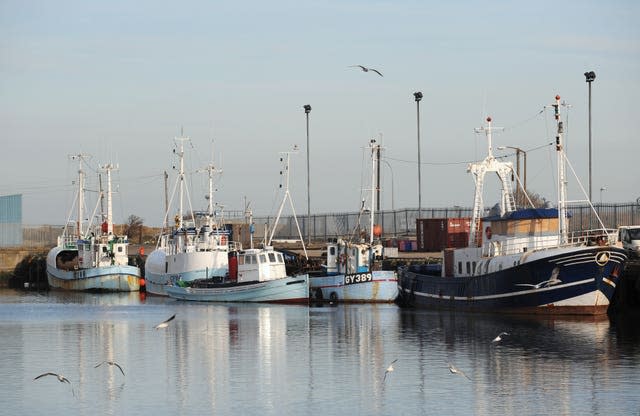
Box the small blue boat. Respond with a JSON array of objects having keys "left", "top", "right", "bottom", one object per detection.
[{"left": 309, "top": 140, "right": 398, "bottom": 303}]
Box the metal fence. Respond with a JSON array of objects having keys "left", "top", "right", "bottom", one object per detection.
[
  {"left": 9, "top": 203, "right": 640, "bottom": 248},
  {"left": 254, "top": 202, "right": 640, "bottom": 242}
]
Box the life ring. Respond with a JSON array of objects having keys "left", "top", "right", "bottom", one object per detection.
[{"left": 220, "top": 235, "right": 228, "bottom": 245}]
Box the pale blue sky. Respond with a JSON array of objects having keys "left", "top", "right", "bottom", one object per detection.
[{"left": 1, "top": 0, "right": 639, "bottom": 226}]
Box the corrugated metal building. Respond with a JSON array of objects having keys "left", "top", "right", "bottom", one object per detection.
[{"left": 0, "top": 194, "right": 22, "bottom": 247}]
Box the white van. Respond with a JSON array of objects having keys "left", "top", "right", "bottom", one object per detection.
[{"left": 618, "top": 226, "right": 640, "bottom": 258}]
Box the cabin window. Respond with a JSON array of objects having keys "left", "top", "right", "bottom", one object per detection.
[
  {"left": 245, "top": 255, "right": 256, "bottom": 264},
  {"left": 329, "top": 247, "right": 335, "bottom": 256},
  {"left": 472, "top": 262, "right": 476, "bottom": 275},
  {"left": 268, "top": 253, "right": 276, "bottom": 263},
  {"left": 466, "top": 262, "right": 471, "bottom": 275},
  {"left": 277, "top": 253, "right": 283, "bottom": 263},
  {"left": 259, "top": 254, "right": 266, "bottom": 263},
  {"left": 102, "top": 246, "right": 107, "bottom": 253},
  {"left": 118, "top": 246, "right": 123, "bottom": 253},
  {"left": 458, "top": 262, "right": 462, "bottom": 275},
  {"left": 238, "top": 256, "right": 245, "bottom": 265}
]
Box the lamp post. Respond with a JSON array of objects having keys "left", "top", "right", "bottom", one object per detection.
[
  {"left": 584, "top": 71, "right": 596, "bottom": 201},
  {"left": 381, "top": 159, "right": 395, "bottom": 211},
  {"left": 600, "top": 186, "right": 606, "bottom": 204},
  {"left": 303, "top": 104, "right": 312, "bottom": 244},
  {"left": 497, "top": 145, "right": 527, "bottom": 206},
  {"left": 413, "top": 91, "right": 423, "bottom": 218}
]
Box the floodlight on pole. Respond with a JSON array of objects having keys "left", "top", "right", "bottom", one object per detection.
[{"left": 414, "top": 91, "right": 423, "bottom": 218}]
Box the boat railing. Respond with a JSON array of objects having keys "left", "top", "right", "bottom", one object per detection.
[
  {"left": 567, "top": 228, "right": 618, "bottom": 246},
  {"left": 482, "top": 235, "right": 561, "bottom": 257},
  {"left": 58, "top": 234, "right": 79, "bottom": 249},
  {"left": 482, "top": 228, "right": 619, "bottom": 257}
]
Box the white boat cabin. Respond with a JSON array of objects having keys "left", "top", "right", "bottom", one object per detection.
[
  {"left": 236, "top": 247, "right": 287, "bottom": 283},
  {"left": 77, "top": 234, "right": 130, "bottom": 269},
  {"left": 444, "top": 209, "right": 562, "bottom": 278},
  {"left": 324, "top": 239, "right": 383, "bottom": 274}
]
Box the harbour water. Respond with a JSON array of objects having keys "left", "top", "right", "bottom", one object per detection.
[{"left": 1, "top": 289, "right": 638, "bottom": 415}]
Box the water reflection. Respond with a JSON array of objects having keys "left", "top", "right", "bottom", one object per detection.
[{"left": 0, "top": 289, "right": 638, "bottom": 416}]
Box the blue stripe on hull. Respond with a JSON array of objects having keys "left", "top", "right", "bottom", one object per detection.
[{"left": 398, "top": 247, "right": 626, "bottom": 314}]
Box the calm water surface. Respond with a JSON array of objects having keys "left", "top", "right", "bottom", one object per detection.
[{"left": 0, "top": 289, "right": 639, "bottom": 415}]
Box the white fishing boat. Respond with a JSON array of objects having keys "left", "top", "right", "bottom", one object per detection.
[
  {"left": 144, "top": 137, "right": 235, "bottom": 296},
  {"left": 309, "top": 139, "right": 399, "bottom": 303},
  {"left": 397, "top": 96, "right": 628, "bottom": 315},
  {"left": 165, "top": 246, "right": 309, "bottom": 303},
  {"left": 46, "top": 156, "right": 141, "bottom": 291},
  {"left": 164, "top": 146, "right": 309, "bottom": 303}
]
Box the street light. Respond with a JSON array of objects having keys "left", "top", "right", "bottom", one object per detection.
[
  {"left": 413, "top": 91, "right": 423, "bottom": 218},
  {"left": 497, "top": 145, "right": 527, "bottom": 206},
  {"left": 381, "top": 159, "right": 395, "bottom": 211},
  {"left": 584, "top": 71, "right": 596, "bottom": 201},
  {"left": 600, "top": 186, "right": 606, "bottom": 204},
  {"left": 303, "top": 104, "right": 312, "bottom": 244}
]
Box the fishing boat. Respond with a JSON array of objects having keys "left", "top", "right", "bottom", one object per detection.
[
  {"left": 144, "top": 137, "right": 235, "bottom": 296},
  {"left": 308, "top": 140, "right": 398, "bottom": 303},
  {"left": 397, "top": 95, "right": 627, "bottom": 315},
  {"left": 164, "top": 147, "right": 309, "bottom": 303},
  {"left": 46, "top": 157, "right": 141, "bottom": 291},
  {"left": 165, "top": 246, "right": 309, "bottom": 303}
]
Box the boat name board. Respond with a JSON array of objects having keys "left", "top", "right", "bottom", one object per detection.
[{"left": 344, "top": 272, "right": 373, "bottom": 285}]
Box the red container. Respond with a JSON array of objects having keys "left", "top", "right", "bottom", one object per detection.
[{"left": 416, "top": 218, "right": 471, "bottom": 252}]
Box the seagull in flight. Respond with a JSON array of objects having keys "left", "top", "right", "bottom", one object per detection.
[
  {"left": 154, "top": 314, "right": 176, "bottom": 329},
  {"left": 448, "top": 362, "right": 471, "bottom": 381},
  {"left": 515, "top": 278, "right": 562, "bottom": 289},
  {"left": 383, "top": 359, "right": 398, "bottom": 382},
  {"left": 95, "top": 360, "right": 125, "bottom": 376},
  {"left": 492, "top": 332, "right": 509, "bottom": 343},
  {"left": 33, "top": 372, "right": 70, "bottom": 384},
  {"left": 349, "top": 65, "right": 383, "bottom": 77}
]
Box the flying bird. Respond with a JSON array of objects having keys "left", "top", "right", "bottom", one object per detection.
[
  {"left": 448, "top": 362, "right": 471, "bottom": 381},
  {"left": 383, "top": 359, "right": 398, "bottom": 383},
  {"left": 349, "top": 65, "right": 383, "bottom": 77},
  {"left": 95, "top": 360, "right": 125, "bottom": 376},
  {"left": 33, "top": 372, "right": 71, "bottom": 384},
  {"left": 515, "top": 278, "right": 562, "bottom": 289},
  {"left": 154, "top": 314, "right": 176, "bottom": 329},
  {"left": 492, "top": 332, "right": 509, "bottom": 343}
]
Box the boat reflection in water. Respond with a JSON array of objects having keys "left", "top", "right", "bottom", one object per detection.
[{"left": 6, "top": 290, "right": 639, "bottom": 415}]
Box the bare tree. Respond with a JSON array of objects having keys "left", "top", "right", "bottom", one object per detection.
[{"left": 124, "top": 215, "right": 144, "bottom": 244}]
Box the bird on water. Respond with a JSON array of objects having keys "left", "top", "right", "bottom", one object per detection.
[{"left": 349, "top": 65, "right": 383, "bottom": 77}]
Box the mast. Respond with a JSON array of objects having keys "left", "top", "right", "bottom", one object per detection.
[
  {"left": 175, "top": 136, "right": 189, "bottom": 230},
  {"left": 468, "top": 117, "right": 515, "bottom": 246},
  {"left": 369, "top": 139, "right": 379, "bottom": 245},
  {"left": 552, "top": 95, "right": 569, "bottom": 244},
  {"left": 100, "top": 163, "right": 117, "bottom": 235},
  {"left": 70, "top": 154, "right": 87, "bottom": 238},
  {"left": 269, "top": 146, "right": 307, "bottom": 259}
]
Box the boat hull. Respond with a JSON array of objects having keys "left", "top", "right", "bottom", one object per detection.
[
  {"left": 397, "top": 246, "right": 627, "bottom": 315},
  {"left": 309, "top": 270, "right": 398, "bottom": 303},
  {"left": 164, "top": 274, "right": 309, "bottom": 303},
  {"left": 47, "top": 264, "right": 141, "bottom": 292},
  {"left": 144, "top": 249, "right": 229, "bottom": 296}
]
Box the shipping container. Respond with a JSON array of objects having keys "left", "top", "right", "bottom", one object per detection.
[{"left": 416, "top": 218, "right": 472, "bottom": 252}]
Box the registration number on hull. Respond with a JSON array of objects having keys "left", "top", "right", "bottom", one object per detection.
[{"left": 344, "top": 272, "right": 373, "bottom": 285}]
